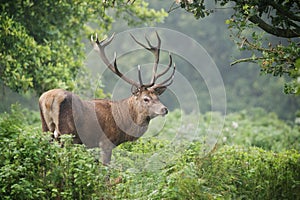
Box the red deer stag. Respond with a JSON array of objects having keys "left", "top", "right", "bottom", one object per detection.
[{"left": 39, "top": 32, "right": 175, "bottom": 165}]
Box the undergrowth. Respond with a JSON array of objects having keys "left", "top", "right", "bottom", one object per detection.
[{"left": 0, "top": 104, "right": 299, "bottom": 199}]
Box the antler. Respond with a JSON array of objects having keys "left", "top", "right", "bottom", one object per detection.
[
  {"left": 130, "top": 31, "right": 175, "bottom": 89},
  {"left": 152, "top": 53, "right": 176, "bottom": 89},
  {"left": 91, "top": 33, "right": 140, "bottom": 88},
  {"left": 91, "top": 32, "right": 175, "bottom": 92}
]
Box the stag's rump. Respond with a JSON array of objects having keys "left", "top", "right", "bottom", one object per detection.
[{"left": 39, "top": 89, "right": 104, "bottom": 147}]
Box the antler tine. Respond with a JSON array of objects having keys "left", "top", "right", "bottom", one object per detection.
[
  {"left": 145, "top": 31, "right": 161, "bottom": 49},
  {"left": 93, "top": 33, "right": 115, "bottom": 48},
  {"left": 92, "top": 33, "right": 140, "bottom": 88},
  {"left": 153, "top": 63, "right": 176, "bottom": 88},
  {"left": 154, "top": 31, "right": 161, "bottom": 49},
  {"left": 149, "top": 31, "right": 161, "bottom": 84},
  {"left": 130, "top": 31, "right": 161, "bottom": 87},
  {"left": 160, "top": 76, "right": 174, "bottom": 88},
  {"left": 130, "top": 33, "right": 150, "bottom": 50},
  {"left": 154, "top": 53, "right": 172, "bottom": 81},
  {"left": 137, "top": 65, "right": 143, "bottom": 86}
]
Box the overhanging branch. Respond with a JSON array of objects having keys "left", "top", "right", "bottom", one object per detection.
[
  {"left": 249, "top": 15, "right": 300, "bottom": 38},
  {"left": 268, "top": 1, "right": 300, "bottom": 22}
]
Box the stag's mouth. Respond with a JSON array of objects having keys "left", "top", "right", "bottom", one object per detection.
[
  {"left": 146, "top": 116, "right": 151, "bottom": 122},
  {"left": 149, "top": 107, "right": 168, "bottom": 119}
]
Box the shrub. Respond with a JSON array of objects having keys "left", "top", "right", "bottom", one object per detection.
[
  {"left": 112, "top": 143, "right": 300, "bottom": 199},
  {"left": 173, "top": 145, "right": 300, "bottom": 199},
  {"left": 223, "top": 108, "right": 300, "bottom": 151},
  {"left": 1, "top": 105, "right": 299, "bottom": 199},
  {"left": 0, "top": 105, "right": 111, "bottom": 199}
]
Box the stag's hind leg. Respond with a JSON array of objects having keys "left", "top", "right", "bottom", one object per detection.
[
  {"left": 39, "top": 104, "right": 49, "bottom": 132},
  {"left": 39, "top": 101, "right": 58, "bottom": 142}
]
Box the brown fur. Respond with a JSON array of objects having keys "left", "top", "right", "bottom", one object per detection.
[{"left": 39, "top": 88, "right": 167, "bottom": 165}]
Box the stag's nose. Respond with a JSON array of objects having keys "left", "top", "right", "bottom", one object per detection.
[{"left": 161, "top": 107, "right": 168, "bottom": 115}]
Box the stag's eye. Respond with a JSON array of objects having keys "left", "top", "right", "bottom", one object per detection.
[{"left": 143, "top": 96, "right": 151, "bottom": 103}]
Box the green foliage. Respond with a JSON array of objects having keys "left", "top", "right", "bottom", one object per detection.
[
  {"left": 169, "top": 0, "right": 212, "bottom": 19},
  {"left": 0, "top": 0, "right": 167, "bottom": 94},
  {"left": 224, "top": 0, "right": 300, "bottom": 94},
  {"left": 0, "top": 13, "right": 80, "bottom": 94},
  {"left": 0, "top": 104, "right": 111, "bottom": 199},
  {"left": 112, "top": 0, "right": 167, "bottom": 26},
  {"left": 173, "top": 0, "right": 300, "bottom": 94},
  {"left": 223, "top": 108, "right": 300, "bottom": 151},
  {"left": 1, "top": 105, "right": 299, "bottom": 199},
  {"left": 174, "top": 146, "right": 300, "bottom": 199},
  {"left": 112, "top": 142, "right": 300, "bottom": 199},
  {"left": 111, "top": 108, "right": 300, "bottom": 199},
  {"left": 227, "top": 17, "right": 300, "bottom": 95},
  {"left": 285, "top": 58, "right": 300, "bottom": 95}
]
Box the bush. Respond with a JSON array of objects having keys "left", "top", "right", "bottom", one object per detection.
[
  {"left": 223, "top": 108, "right": 300, "bottom": 151},
  {"left": 112, "top": 143, "right": 300, "bottom": 200},
  {"left": 173, "top": 145, "right": 300, "bottom": 199},
  {"left": 0, "top": 105, "right": 299, "bottom": 199},
  {"left": 0, "top": 105, "right": 111, "bottom": 199}
]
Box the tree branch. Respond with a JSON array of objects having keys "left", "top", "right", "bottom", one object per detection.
[
  {"left": 268, "top": 1, "right": 300, "bottom": 22},
  {"left": 249, "top": 15, "right": 300, "bottom": 38},
  {"left": 230, "top": 56, "right": 265, "bottom": 66},
  {"left": 167, "top": 2, "right": 181, "bottom": 13}
]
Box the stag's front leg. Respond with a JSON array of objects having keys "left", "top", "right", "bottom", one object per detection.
[
  {"left": 99, "top": 141, "right": 114, "bottom": 165},
  {"left": 101, "top": 149, "right": 112, "bottom": 165}
]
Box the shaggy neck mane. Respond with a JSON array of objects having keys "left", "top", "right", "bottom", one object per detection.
[
  {"left": 111, "top": 96, "right": 149, "bottom": 138},
  {"left": 128, "top": 96, "right": 150, "bottom": 126}
]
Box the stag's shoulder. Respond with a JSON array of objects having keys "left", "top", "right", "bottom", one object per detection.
[{"left": 91, "top": 99, "right": 112, "bottom": 110}]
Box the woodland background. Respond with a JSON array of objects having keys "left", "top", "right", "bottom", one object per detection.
[{"left": 0, "top": 0, "right": 299, "bottom": 199}]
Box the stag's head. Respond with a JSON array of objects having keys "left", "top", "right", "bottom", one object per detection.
[{"left": 91, "top": 32, "right": 175, "bottom": 119}]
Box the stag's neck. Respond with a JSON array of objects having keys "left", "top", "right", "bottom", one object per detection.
[
  {"left": 123, "top": 96, "right": 150, "bottom": 126},
  {"left": 110, "top": 97, "right": 149, "bottom": 139}
]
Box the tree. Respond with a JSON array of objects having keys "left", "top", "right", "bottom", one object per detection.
[
  {"left": 0, "top": 0, "right": 167, "bottom": 95},
  {"left": 171, "top": 0, "right": 300, "bottom": 94}
]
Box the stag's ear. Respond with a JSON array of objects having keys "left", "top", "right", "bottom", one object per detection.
[
  {"left": 154, "top": 86, "right": 167, "bottom": 95},
  {"left": 131, "top": 85, "right": 140, "bottom": 96}
]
